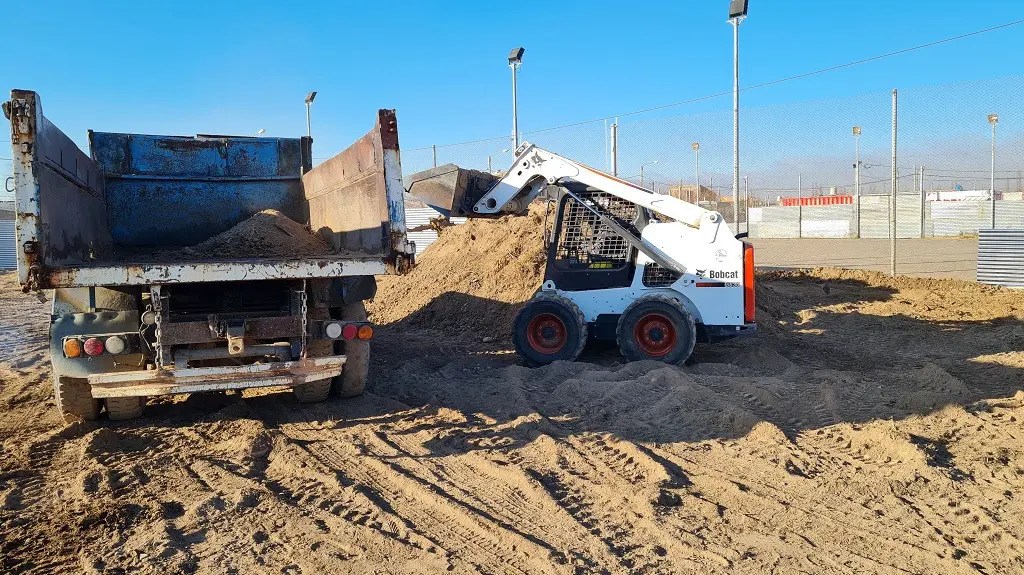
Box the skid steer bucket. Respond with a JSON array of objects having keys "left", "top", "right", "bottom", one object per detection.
[{"left": 404, "top": 164, "right": 500, "bottom": 218}]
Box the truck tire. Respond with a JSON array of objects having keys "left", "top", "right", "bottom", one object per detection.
[
  {"left": 52, "top": 374, "right": 101, "bottom": 423},
  {"left": 332, "top": 301, "right": 369, "bottom": 398},
  {"left": 293, "top": 378, "right": 332, "bottom": 403},
  {"left": 105, "top": 396, "right": 145, "bottom": 421},
  {"left": 616, "top": 294, "right": 696, "bottom": 365},
  {"left": 513, "top": 292, "right": 588, "bottom": 367}
]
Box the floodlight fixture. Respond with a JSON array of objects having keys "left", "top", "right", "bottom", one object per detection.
[
  {"left": 728, "top": 0, "right": 748, "bottom": 19},
  {"left": 508, "top": 47, "right": 525, "bottom": 65}
]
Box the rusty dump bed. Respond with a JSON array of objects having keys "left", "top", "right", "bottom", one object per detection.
[{"left": 4, "top": 90, "right": 414, "bottom": 289}]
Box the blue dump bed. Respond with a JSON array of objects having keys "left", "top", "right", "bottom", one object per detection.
[
  {"left": 91, "top": 132, "right": 308, "bottom": 247},
  {"left": 7, "top": 90, "right": 414, "bottom": 288}
]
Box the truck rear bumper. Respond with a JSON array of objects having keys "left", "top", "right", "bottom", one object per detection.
[{"left": 86, "top": 356, "right": 345, "bottom": 398}]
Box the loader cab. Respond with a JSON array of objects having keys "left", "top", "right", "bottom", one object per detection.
[{"left": 543, "top": 183, "right": 649, "bottom": 291}]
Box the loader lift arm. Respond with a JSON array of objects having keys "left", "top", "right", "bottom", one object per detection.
[{"left": 462, "top": 143, "right": 729, "bottom": 276}]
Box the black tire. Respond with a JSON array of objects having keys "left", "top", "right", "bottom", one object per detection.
[
  {"left": 293, "top": 378, "right": 332, "bottom": 403},
  {"left": 105, "top": 396, "right": 145, "bottom": 421},
  {"left": 513, "top": 292, "right": 588, "bottom": 367},
  {"left": 616, "top": 294, "right": 696, "bottom": 365},
  {"left": 331, "top": 301, "right": 369, "bottom": 398},
  {"left": 52, "top": 373, "right": 100, "bottom": 423}
]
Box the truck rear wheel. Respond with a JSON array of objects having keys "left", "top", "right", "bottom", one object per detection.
[
  {"left": 105, "top": 396, "right": 145, "bottom": 421},
  {"left": 293, "top": 378, "right": 332, "bottom": 403},
  {"left": 52, "top": 374, "right": 101, "bottom": 423},
  {"left": 513, "top": 292, "right": 588, "bottom": 367},
  {"left": 332, "top": 301, "right": 369, "bottom": 398},
  {"left": 616, "top": 294, "right": 696, "bottom": 365}
]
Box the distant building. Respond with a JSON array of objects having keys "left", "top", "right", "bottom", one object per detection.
[
  {"left": 667, "top": 184, "right": 716, "bottom": 203},
  {"left": 926, "top": 189, "right": 997, "bottom": 201}
]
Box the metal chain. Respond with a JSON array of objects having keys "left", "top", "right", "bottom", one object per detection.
[
  {"left": 152, "top": 285, "right": 164, "bottom": 368},
  {"left": 299, "top": 280, "right": 308, "bottom": 359}
]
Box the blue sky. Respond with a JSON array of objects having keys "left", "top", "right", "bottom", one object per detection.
[{"left": 3, "top": 0, "right": 1023, "bottom": 196}]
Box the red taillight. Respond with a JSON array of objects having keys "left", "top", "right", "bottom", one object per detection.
[
  {"left": 83, "top": 337, "right": 105, "bottom": 357},
  {"left": 743, "top": 242, "right": 755, "bottom": 324},
  {"left": 341, "top": 324, "right": 358, "bottom": 340}
]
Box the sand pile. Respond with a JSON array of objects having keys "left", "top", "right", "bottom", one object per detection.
[
  {"left": 368, "top": 203, "right": 549, "bottom": 338},
  {"left": 162, "top": 209, "right": 331, "bottom": 259}
]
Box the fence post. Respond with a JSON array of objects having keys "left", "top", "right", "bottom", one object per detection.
[
  {"left": 744, "top": 175, "right": 749, "bottom": 234},
  {"left": 919, "top": 165, "right": 926, "bottom": 238},
  {"left": 890, "top": 89, "right": 898, "bottom": 277},
  {"left": 610, "top": 123, "right": 618, "bottom": 176},
  {"left": 432, "top": 144, "right": 437, "bottom": 168}
]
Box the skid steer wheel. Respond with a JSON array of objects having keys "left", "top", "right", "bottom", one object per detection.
[
  {"left": 105, "top": 396, "right": 145, "bottom": 421},
  {"left": 52, "top": 373, "right": 101, "bottom": 423},
  {"left": 617, "top": 294, "right": 697, "bottom": 365},
  {"left": 331, "top": 301, "right": 369, "bottom": 398},
  {"left": 513, "top": 292, "right": 588, "bottom": 367}
]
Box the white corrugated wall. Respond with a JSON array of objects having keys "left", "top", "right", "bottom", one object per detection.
[
  {"left": 0, "top": 217, "right": 16, "bottom": 270},
  {"left": 405, "top": 205, "right": 466, "bottom": 256}
]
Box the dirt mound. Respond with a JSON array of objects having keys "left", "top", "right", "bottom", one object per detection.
[
  {"left": 161, "top": 209, "right": 331, "bottom": 259},
  {"left": 368, "top": 204, "right": 549, "bottom": 339}
]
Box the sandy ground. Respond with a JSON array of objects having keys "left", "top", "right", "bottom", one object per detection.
[{"left": 2, "top": 266, "right": 1024, "bottom": 574}]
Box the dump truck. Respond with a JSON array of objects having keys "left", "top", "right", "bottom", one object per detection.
[{"left": 4, "top": 90, "right": 414, "bottom": 421}]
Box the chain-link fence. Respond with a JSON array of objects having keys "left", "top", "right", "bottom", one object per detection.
[{"left": 401, "top": 75, "right": 1023, "bottom": 280}]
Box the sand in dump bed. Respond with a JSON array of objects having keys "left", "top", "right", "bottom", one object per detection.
[
  {"left": 4, "top": 230, "right": 1024, "bottom": 572},
  {"left": 158, "top": 209, "right": 331, "bottom": 260}
]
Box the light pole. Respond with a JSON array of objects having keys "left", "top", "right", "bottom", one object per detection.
[
  {"left": 692, "top": 142, "right": 700, "bottom": 203},
  {"left": 304, "top": 91, "right": 317, "bottom": 139},
  {"left": 640, "top": 160, "right": 658, "bottom": 188},
  {"left": 989, "top": 113, "right": 998, "bottom": 228},
  {"left": 508, "top": 47, "right": 525, "bottom": 152},
  {"left": 728, "top": 0, "right": 748, "bottom": 228}
]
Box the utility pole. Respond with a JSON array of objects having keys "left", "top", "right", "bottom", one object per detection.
[
  {"left": 610, "top": 122, "right": 618, "bottom": 176},
  {"left": 853, "top": 126, "right": 862, "bottom": 239},
  {"left": 692, "top": 142, "right": 700, "bottom": 202},
  {"left": 890, "top": 89, "right": 898, "bottom": 277},
  {"left": 988, "top": 113, "right": 999, "bottom": 228}
]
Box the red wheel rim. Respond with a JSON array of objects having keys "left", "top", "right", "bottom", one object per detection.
[
  {"left": 633, "top": 313, "right": 677, "bottom": 357},
  {"left": 526, "top": 313, "right": 568, "bottom": 354}
]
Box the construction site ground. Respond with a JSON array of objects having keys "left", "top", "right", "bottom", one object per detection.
[{"left": 1, "top": 212, "right": 1023, "bottom": 574}]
